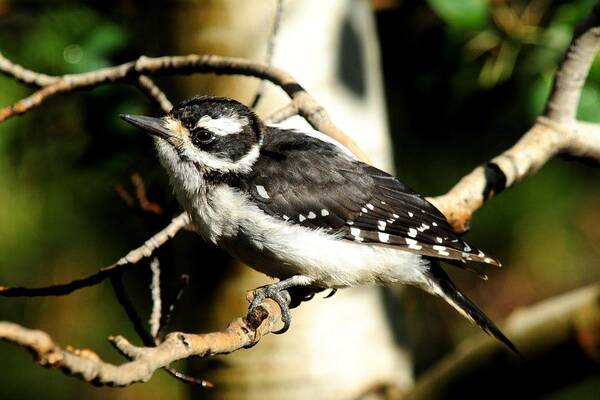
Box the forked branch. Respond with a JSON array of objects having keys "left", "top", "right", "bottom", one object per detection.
[
  {"left": 430, "top": 1, "right": 600, "bottom": 231},
  {"left": 0, "top": 298, "right": 281, "bottom": 387}
]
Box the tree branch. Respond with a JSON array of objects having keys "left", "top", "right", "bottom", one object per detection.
[
  {"left": 136, "top": 75, "right": 173, "bottom": 113},
  {"left": 0, "top": 297, "right": 281, "bottom": 387},
  {"left": 430, "top": 2, "right": 600, "bottom": 231},
  {"left": 0, "top": 52, "right": 171, "bottom": 114},
  {"left": 0, "top": 53, "right": 369, "bottom": 162},
  {"left": 0, "top": 52, "right": 58, "bottom": 86},
  {"left": 265, "top": 101, "right": 298, "bottom": 124},
  {"left": 545, "top": 3, "right": 600, "bottom": 123},
  {"left": 250, "top": 0, "right": 284, "bottom": 109},
  {"left": 403, "top": 283, "right": 600, "bottom": 399}
]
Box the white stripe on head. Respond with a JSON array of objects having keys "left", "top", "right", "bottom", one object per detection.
[
  {"left": 191, "top": 142, "right": 261, "bottom": 173},
  {"left": 197, "top": 115, "right": 249, "bottom": 136}
]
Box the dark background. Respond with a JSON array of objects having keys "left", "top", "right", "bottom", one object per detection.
[{"left": 0, "top": 0, "right": 599, "bottom": 398}]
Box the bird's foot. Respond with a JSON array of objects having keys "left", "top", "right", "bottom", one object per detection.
[
  {"left": 248, "top": 275, "right": 310, "bottom": 334},
  {"left": 249, "top": 285, "right": 292, "bottom": 334}
]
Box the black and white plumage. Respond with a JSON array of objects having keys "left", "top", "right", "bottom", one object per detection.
[
  {"left": 121, "top": 96, "right": 517, "bottom": 354},
  {"left": 240, "top": 129, "right": 499, "bottom": 267}
]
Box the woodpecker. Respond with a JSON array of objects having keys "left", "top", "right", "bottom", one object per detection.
[{"left": 121, "top": 95, "right": 517, "bottom": 353}]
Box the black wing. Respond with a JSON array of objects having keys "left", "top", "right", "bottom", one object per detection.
[{"left": 239, "top": 128, "right": 500, "bottom": 267}]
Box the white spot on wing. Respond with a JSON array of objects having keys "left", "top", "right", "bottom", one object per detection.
[
  {"left": 307, "top": 211, "right": 316, "bottom": 219},
  {"left": 283, "top": 215, "right": 289, "bottom": 221},
  {"left": 405, "top": 238, "right": 422, "bottom": 250},
  {"left": 255, "top": 185, "right": 270, "bottom": 199},
  {"left": 361, "top": 207, "right": 368, "bottom": 213},
  {"left": 408, "top": 212, "right": 414, "bottom": 218},
  {"left": 433, "top": 245, "right": 450, "bottom": 256},
  {"left": 299, "top": 214, "right": 306, "bottom": 222},
  {"left": 417, "top": 223, "right": 430, "bottom": 232},
  {"left": 408, "top": 228, "right": 418, "bottom": 238},
  {"left": 436, "top": 237, "right": 443, "bottom": 243},
  {"left": 351, "top": 227, "right": 363, "bottom": 242},
  {"left": 378, "top": 220, "right": 386, "bottom": 231},
  {"left": 378, "top": 232, "right": 389, "bottom": 243},
  {"left": 321, "top": 209, "right": 329, "bottom": 216},
  {"left": 366, "top": 203, "right": 374, "bottom": 210}
]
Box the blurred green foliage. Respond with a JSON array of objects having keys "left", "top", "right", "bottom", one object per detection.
[
  {"left": 428, "top": 0, "right": 490, "bottom": 30},
  {"left": 0, "top": 0, "right": 598, "bottom": 399},
  {"left": 8, "top": 7, "right": 126, "bottom": 73},
  {"left": 429, "top": 0, "right": 596, "bottom": 90}
]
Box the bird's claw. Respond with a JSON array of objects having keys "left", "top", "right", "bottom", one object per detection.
[{"left": 249, "top": 285, "right": 292, "bottom": 334}]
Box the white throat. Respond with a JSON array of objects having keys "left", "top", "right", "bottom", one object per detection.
[{"left": 153, "top": 136, "right": 261, "bottom": 218}]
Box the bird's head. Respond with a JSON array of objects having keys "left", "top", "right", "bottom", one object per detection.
[{"left": 121, "top": 96, "right": 265, "bottom": 176}]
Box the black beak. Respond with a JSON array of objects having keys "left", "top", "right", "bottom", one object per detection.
[{"left": 120, "top": 114, "right": 174, "bottom": 140}]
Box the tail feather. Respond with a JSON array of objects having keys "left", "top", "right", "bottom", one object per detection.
[{"left": 427, "top": 261, "right": 520, "bottom": 356}]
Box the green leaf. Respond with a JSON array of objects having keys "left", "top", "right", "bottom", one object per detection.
[{"left": 427, "top": 0, "right": 490, "bottom": 30}]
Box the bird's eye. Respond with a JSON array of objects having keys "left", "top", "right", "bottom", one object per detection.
[{"left": 190, "top": 128, "right": 214, "bottom": 146}]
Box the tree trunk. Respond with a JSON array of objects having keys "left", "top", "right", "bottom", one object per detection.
[{"left": 168, "top": 1, "right": 412, "bottom": 398}]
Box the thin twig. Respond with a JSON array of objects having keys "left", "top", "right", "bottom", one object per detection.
[
  {"left": 111, "top": 272, "right": 155, "bottom": 347},
  {"left": 265, "top": 101, "right": 298, "bottom": 124},
  {"left": 0, "top": 213, "right": 190, "bottom": 297},
  {"left": 114, "top": 184, "right": 136, "bottom": 208},
  {"left": 131, "top": 172, "right": 163, "bottom": 215},
  {"left": 159, "top": 274, "right": 189, "bottom": 338},
  {"left": 149, "top": 258, "right": 162, "bottom": 339},
  {"left": 250, "top": 0, "right": 284, "bottom": 109},
  {"left": 110, "top": 263, "right": 211, "bottom": 388},
  {"left": 137, "top": 75, "right": 173, "bottom": 113},
  {"left": 164, "top": 366, "right": 214, "bottom": 388},
  {"left": 0, "top": 52, "right": 58, "bottom": 86}
]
